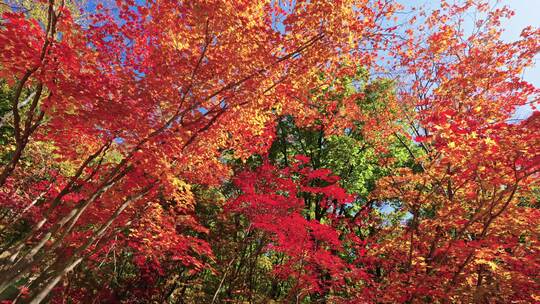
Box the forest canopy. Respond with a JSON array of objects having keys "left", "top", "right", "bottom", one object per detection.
[{"left": 0, "top": 0, "right": 539, "bottom": 303}]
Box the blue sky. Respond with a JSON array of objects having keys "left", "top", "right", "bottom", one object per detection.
[
  {"left": 500, "top": 0, "right": 540, "bottom": 120},
  {"left": 399, "top": 0, "right": 539, "bottom": 120},
  {"left": 499, "top": 0, "right": 540, "bottom": 87},
  {"left": 400, "top": 0, "right": 539, "bottom": 86}
]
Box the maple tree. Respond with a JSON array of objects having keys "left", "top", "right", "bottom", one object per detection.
[
  {"left": 367, "top": 2, "right": 540, "bottom": 302},
  {"left": 0, "top": 0, "right": 538, "bottom": 303}
]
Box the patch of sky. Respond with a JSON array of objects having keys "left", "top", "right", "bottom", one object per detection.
[
  {"left": 271, "top": 0, "right": 297, "bottom": 34},
  {"left": 397, "top": 0, "right": 539, "bottom": 122}
]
